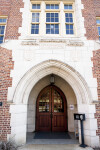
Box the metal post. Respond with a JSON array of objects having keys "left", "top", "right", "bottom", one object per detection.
[{"left": 80, "top": 120, "right": 87, "bottom": 148}]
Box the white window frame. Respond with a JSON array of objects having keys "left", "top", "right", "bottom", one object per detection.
[
  {"left": 31, "top": 2, "right": 41, "bottom": 35},
  {"left": 96, "top": 17, "right": 100, "bottom": 40},
  {"left": 30, "top": 1, "right": 75, "bottom": 37},
  {"left": 0, "top": 16, "right": 7, "bottom": 44},
  {"left": 64, "top": 3, "right": 75, "bottom": 36}
]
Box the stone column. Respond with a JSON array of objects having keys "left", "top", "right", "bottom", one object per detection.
[
  {"left": 9, "top": 104, "right": 27, "bottom": 145},
  {"left": 78, "top": 104, "right": 99, "bottom": 147}
]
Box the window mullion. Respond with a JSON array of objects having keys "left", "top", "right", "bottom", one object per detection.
[
  {"left": 39, "top": 1, "right": 45, "bottom": 35},
  {"left": 60, "top": 1, "right": 65, "bottom": 36}
]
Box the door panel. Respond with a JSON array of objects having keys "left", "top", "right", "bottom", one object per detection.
[
  {"left": 36, "top": 87, "right": 51, "bottom": 131},
  {"left": 38, "top": 114, "right": 51, "bottom": 131},
  {"left": 36, "top": 85, "right": 67, "bottom": 132}
]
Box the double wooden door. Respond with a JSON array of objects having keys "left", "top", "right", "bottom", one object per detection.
[{"left": 36, "top": 85, "right": 67, "bottom": 132}]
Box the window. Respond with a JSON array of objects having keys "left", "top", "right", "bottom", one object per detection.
[
  {"left": 46, "top": 4, "right": 59, "bottom": 9},
  {"left": 46, "top": 3, "right": 59, "bottom": 34},
  {"left": 64, "top": 4, "right": 72, "bottom": 10},
  {"left": 46, "top": 13, "right": 59, "bottom": 34},
  {"left": 96, "top": 17, "right": 100, "bottom": 40},
  {"left": 0, "top": 18, "right": 7, "bottom": 44},
  {"left": 32, "top": 4, "right": 40, "bottom": 9},
  {"left": 65, "top": 13, "right": 74, "bottom": 34},
  {"left": 64, "top": 4, "right": 74, "bottom": 35},
  {"left": 30, "top": 2, "right": 75, "bottom": 36},
  {"left": 31, "top": 4, "right": 40, "bottom": 34}
]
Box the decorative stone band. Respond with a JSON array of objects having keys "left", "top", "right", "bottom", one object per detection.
[
  {"left": 67, "top": 40, "right": 84, "bottom": 46},
  {"left": 92, "top": 101, "right": 100, "bottom": 104},
  {"left": 21, "top": 39, "right": 84, "bottom": 46},
  {"left": 21, "top": 40, "right": 39, "bottom": 46}
]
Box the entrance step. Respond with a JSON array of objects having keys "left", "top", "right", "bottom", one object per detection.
[
  {"left": 18, "top": 144, "right": 93, "bottom": 150},
  {"left": 27, "top": 132, "right": 79, "bottom": 144}
]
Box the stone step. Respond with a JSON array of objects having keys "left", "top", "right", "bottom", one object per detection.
[{"left": 18, "top": 144, "right": 93, "bottom": 150}]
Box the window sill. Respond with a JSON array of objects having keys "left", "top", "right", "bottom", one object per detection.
[
  {"left": 45, "top": 9, "right": 60, "bottom": 12},
  {"left": 28, "top": 34, "right": 76, "bottom": 38}
]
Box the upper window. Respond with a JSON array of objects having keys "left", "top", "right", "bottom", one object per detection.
[
  {"left": 32, "top": 4, "right": 40, "bottom": 9},
  {"left": 31, "top": 13, "right": 40, "bottom": 34},
  {"left": 46, "top": 13, "right": 59, "bottom": 34},
  {"left": 96, "top": 17, "right": 100, "bottom": 40},
  {"left": 65, "top": 13, "right": 74, "bottom": 34},
  {"left": 46, "top": 4, "right": 59, "bottom": 9},
  {"left": 64, "top": 4, "right": 72, "bottom": 10},
  {"left": 30, "top": 2, "right": 75, "bottom": 36},
  {"left": 31, "top": 4, "right": 40, "bottom": 34},
  {"left": 0, "top": 18, "right": 7, "bottom": 44},
  {"left": 64, "top": 4, "right": 74, "bottom": 35}
]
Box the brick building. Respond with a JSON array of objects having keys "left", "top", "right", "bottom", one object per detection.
[{"left": 0, "top": 0, "right": 100, "bottom": 148}]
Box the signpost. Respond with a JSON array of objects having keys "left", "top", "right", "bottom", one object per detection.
[{"left": 74, "top": 113, "right": 87, "bottom": 148}]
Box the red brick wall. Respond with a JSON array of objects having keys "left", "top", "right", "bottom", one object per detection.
[
  {"left": 0, "top": 0, "right": 24, "bottom": 40},
  {"left": 92, "top": 49, "right": 100, "bottom": 137},
  {"left": 82, "top": 0, "right": 100, "bottom": 40},
  {"left": 0, "top": 47, "right": 14, "bottom": 141}
]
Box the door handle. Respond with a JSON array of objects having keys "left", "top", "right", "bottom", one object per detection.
[{"left": 50, "top": 113, "right": 53, "bottom": 118}]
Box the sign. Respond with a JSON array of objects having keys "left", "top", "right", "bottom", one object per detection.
[
  {"left": 69, "top": 105, "right": 74, "bottom": 110},
  {"left": 0, "top": 102, "right": 2, "bottom": 106},
  {"left": 74, "top": 114, "right": 85, "bottom": 121},
  {"left": 74, "top": 113, "right": 87, "bottom": 148}
]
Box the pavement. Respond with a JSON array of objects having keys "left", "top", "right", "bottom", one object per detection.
[{"left": 18, "top": 144, "right": 94, "bottom": 150}]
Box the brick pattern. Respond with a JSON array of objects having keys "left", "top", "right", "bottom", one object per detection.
[
  {"left": 0, "top": 47, "right": 14, "bottom": 141},
  {"left": 82, "top": 0, "right": 100, "bottom": 40},
  {"left": 5, "top": 0, "right": 24, "bottom": 39},
  {"left": 92, "top": 49, "right": 100, "bottom": 137},
  {"left": 0, "top": 0, "right": 24, "bottom": 40}
]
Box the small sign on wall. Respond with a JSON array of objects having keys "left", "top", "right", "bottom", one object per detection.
[
  {"left": 0, "top": 102, "right": 3, "bottom": 106},
  {"left": 69, "top": 105, "right": 74, "bottom": 110}
]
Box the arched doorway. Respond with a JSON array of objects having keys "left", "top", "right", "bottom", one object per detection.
[
  {"left": 10, "top": 60, "right": 99, "bottom": 147},
  {"left": 36, "top": 85, "right": 67, "bottom": 132}
]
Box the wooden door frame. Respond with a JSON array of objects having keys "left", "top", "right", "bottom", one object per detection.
[{"left": 35, "top": 85, "right": 68, "bottom": 132}]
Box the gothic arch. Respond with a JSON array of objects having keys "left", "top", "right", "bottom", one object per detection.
[{"left": 13, "top": 60, "right": 92, "bottom": 105}]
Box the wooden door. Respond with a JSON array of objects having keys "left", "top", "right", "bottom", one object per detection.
[{"left": 36, "top": 85, "right": 67, "bottom": 132}]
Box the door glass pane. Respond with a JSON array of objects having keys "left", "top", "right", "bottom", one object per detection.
[
  {"left": 39, "top": 89, "right": 50, "bottom": 112},
  {"left": 53, "top": 89, "right": 64, "bottom": 112}
]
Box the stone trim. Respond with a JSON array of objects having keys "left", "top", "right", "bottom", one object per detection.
[
  {"left": 12, "top": 60, "right": 91, "bottom": 105},
  {"left": 21, "top": 38, "right": 84, "bottom": 46}
]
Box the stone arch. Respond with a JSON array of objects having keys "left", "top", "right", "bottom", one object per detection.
[
  {"left": 10, "top": 60, "right": 100, "bottom": 147},
  {"left": 13, "top": 60, "right": 92, "bottom": 105},
  {"left": 27, "top": 75, "right": 77, "bottom": 133}
]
